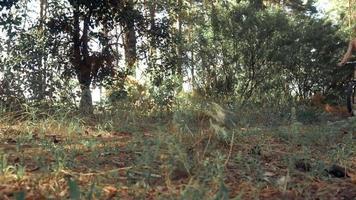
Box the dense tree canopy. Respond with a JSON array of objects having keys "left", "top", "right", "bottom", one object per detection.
[{"left": 0, "top": 0, "right": 354, "bottom": 113}]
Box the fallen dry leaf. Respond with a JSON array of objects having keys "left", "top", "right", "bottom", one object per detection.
[
  {"left": 350, "top": 173, "right": 356, "bottom": 185},
  {"left": 103, "top": 186, "right": 118, "bottom": 199},
  {"left": 25, "top": 165, "right": 40, "bottom": 172}
]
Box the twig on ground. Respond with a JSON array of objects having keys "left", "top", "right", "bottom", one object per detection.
[{"left": 225, "top": 130, "right": 235, "bottom": 166}]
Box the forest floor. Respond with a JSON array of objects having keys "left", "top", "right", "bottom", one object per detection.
[{"left": 0, "top": 110, "right": 356, "bottom": 200}]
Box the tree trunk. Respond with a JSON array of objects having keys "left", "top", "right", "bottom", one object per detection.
[
  {"left": 144, "top": 0, "right": 157, "bottom": 73},
  {"left": 349, "top": 0, "right": 356, "bottom": 36},
  {"left": 38, "top": 0, "right": 48, "bottom": 101},
  {"left": 72, "top": 5, "right": 94, "bottom": 114},
  {"left": 79, "top": 85, "right": 93, "bottom": 115},
  {"left": 124, "top": 29, "right": 137, "bottom": 75},
  {"left": 188, "top": 0, "right": 195, "bottom": 89},
  {"left": 123, "top": 0, "right": 137, "bottom": 76},
  {"left": 176, "top": 0, "right": 183, "bottom": 79},
  {"left": 39, "top": 0, "right": 47, "bottom": 28}
]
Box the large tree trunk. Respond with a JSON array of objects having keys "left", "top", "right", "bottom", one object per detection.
[
  {"left": 72, "top": 5, "right": 94, "bottom": 114},
  {"left": 77, "top": 60, "right": 93, "bottom": 114},
  {"left": 79, "top": 85, "right": 93, "bottom": 115}
]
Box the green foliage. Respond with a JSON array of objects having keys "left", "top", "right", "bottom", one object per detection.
[
  {"left": 214, "top": 181, "right": 229, "bottom": 200},
  {"left": 179, "top": 185, "right": 208, "bottom": 200},
  {"left": 295, "top": 105, "right": 323, "bottom": 124},
  {"left": 68, "top": 178, "right": 81, "bottom": 200},
  {"left": 15, "top": 191, "right": 25, "bottom": 200},
  {"left": 0, "top": 153, "right": 9, "bottom": 174},
  {"left": 0, "top": 0, "right": 351, "bottom": 111}
]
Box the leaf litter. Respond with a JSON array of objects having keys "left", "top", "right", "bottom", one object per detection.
[{"left": 0, "top": 118, "right": 356, "bottom": 199}]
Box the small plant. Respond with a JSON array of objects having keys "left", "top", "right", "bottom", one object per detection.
[
  {"left": 68, "top": 178, "right": 81, "bottom": 200},
  {"left": 15, "top": 191, "right": 25, "bottom": 200},
  {"left": 179, "top": 182, "right": 208, "bottom": 200},
  {"left": 15, "top": 164, "right": 26, "bottom": 180},
  {"left": 80, "top": 139, "right": 99, "bottom": 150},
  {"left": 0, "top": 153, "right": 8, "bottom": 174},
  {"left": 0, "top": 153, "right": 16, "bottom": 177},
  {"left": 52, "top": 148, "right": 67, "bottom": 172}
]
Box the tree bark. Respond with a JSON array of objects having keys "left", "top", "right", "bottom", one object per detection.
[
  {"left": 38, "top": 0, "right": 48, "bottom": 101},
  {"left": 123, "top": 0, "right": 137, "bottom": 76},
  {"left": 39, "top": 0, "right": 47, "bottom": 29},
  {"left": 72, "top": 4, "right": 94, "bottom": 114},
  {"left": 79, "top": 84, "right": 93, "bottom": 115},
  {"left": 144, "top": 0, "right": 157, "bottom": 72},
  {"left": 176, "top": 0, "right": 183, "bottom": 79}
]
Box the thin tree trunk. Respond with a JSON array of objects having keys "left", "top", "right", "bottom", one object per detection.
[
  {"left": 145, "top": 0, "right": 157, "bottom": 73},
  {"left": 38, "top": 0, "right": 47, "bottom": 101},
  {"left": 350, "top": 0, "right": 356, "bottom": 36},
  {"left": 123, "top": 0, "right": 137, "bottom": 76},
  {"left": 349, "top": 0, "right": 352, "bottom": 37},
  {"left": 176, "top": 0, "right": 183, "bottom": 80},
  {"left": 115, "top": 25, "right": 120, "bottom": 67},
  {"left": 39, "top": 0, "right": 47, "bottom": 29}
]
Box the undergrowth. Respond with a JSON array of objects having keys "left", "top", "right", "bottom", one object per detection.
[{"left": 0, "top": 100, "right": 355, "bottom": 199}]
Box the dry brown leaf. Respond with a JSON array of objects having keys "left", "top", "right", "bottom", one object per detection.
[
  {"left": 117, "top": 187, "right": 131, "bottom": 200},
  {"left": 6, "top": 138, "right": 17, "bottom": 144},
  {"left": 259, "top": 188, "right": 280, "bottom": 199},
  {"left": 25, "top": 165, "right": 40, "bottom": 172},
  {"left": 103, "top": 186, "right": 118, "bottom": 199},
  {"left": 350, "top": 172, "right": 356, "bottom": 185},
  {"left": 0, "top": 185, "right": 14, "bottom": 196},
  {"left": 264, "top": 171, "right": 275, "bottom": 177},
  {"left": 58, "top": 188, "right": 67, "bottom": 198},
  {"left": 25, "top": 191, "right": 47, "bottom": 200}
]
